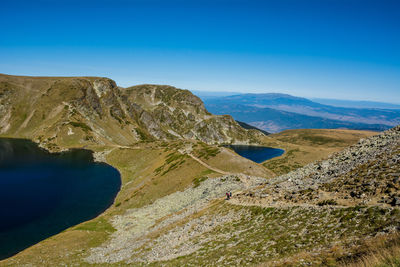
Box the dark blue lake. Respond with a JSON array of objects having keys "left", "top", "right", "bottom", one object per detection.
[
  {"left": 0, "top": 138, "right": 121, "bottom": 260},
  {"left": 226, "top": 145, "right": 284, "bottom": 163}
]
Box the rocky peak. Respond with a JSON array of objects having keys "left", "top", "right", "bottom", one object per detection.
[
  {"left": 124, "top": 84, "right": 207, "bottom": 114},
  {"left": 93, "top": 78, "right": 117, "bottom": 98}
]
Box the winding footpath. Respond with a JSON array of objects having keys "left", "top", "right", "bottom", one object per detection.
[{"left": 187, "top": 153, "right": 231, "bottom": 175}]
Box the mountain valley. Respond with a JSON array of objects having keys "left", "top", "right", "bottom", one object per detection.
[{"left": 0, "top": 74, "right": 399, "bottom": 267}]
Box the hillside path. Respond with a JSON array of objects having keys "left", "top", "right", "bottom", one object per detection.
[{"left": 187, "top": 153, "right": 231, "bottom": 175}]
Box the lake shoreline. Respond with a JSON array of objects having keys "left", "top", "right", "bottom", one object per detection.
[{"left": 0, "top": 138, "right": 121, "bottom": 260}]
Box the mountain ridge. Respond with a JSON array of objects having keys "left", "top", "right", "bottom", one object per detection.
[
  {"left": 312, "top": 98, "right": 400, "bottom": 109},
  {"left": 205, "top": 103, "right": 390, "bottom": 133},
  {"left": 0, "top": 74, "right": 264, "bottom": 150}
]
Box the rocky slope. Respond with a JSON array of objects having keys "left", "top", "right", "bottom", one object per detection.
[
  {"left": 236, "top": 125, "right": 400, "bottom": 208},
  {"left": 86, "top": 174, "right": 266, "bottom": 264},
  {"left": 0, "top": 74, "right": 263, "bottom": 149}
]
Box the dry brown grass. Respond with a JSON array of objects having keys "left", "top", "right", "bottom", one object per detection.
[
  {"left": 270, "top": 128, "right": 378, "bottom": 147},
  {"left": 203, "top": 146, "right": 276, "bottom": 177},
  {"left": 107, "top": 145, "right": 221, "bottom": 210},
  {"left": 342, "top": 234, "right": 400, "bottom": 267},
  {"left": 256, "top": 234, "right": 400, "bottom": 267}
]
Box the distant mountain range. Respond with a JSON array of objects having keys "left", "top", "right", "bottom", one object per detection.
[
  {"left": 195, "top": 92, "right": 400, "bottom": 133},
  {"left": 190, "top": 90, "right": 244, "bottom": 101},
  {"left": 312, "top": 98, "right": 400, "bottom": 109}
]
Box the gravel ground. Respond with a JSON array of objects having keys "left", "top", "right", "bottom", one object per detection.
[{"left": 86, "top": 174, "right": 265, "bottom": 263}]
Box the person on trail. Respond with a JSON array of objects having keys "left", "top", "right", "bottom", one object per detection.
[
  {"left": 226, "top": 192, "right": 230, "bottom": 200},
  {"left": 229, "top": 192, "right": 232, "bottom": 198}
]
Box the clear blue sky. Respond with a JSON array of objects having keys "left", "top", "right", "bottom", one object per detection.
[{"left": 1, "top": 0, "right": 399, "bottom": 103}]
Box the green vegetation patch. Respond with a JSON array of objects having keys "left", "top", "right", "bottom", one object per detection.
[
  {"left": 274, "top": 130, "right": 347, "bottom": 146},
  {"left": 317, "top": 199, "right": 338, "bottom": 206},
  {"left": 68, "top": 121, "right": 92, "bottom": 133},
  {"left": 263, "top": 148, "right": 303, "bottom": 175},
  {"left": 299, "top": 133, "right": 344, "bottom": 145},
  {"left": 193, "top": 170, "right": 215, "bottom": 187},
  {"left": 193, "top": 176, "right": 208, "bottom": 188},
  {"left": 154, "top": 152, "right": 187, "bottom": 176},
  {"left": 75, "top": 217, "right": 115, "bottom": 233},
  {"left": 135, "top": 127, "right": 153, "bottom": 141},
  {"left": 193, "top": 142, "right": 220, "bottom": 160}
]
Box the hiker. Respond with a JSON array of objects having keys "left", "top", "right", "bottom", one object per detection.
[
  {"left": 226, "top": 192, "right": 230, "bottom": 200},
  {"left": 229, "top": 192, "right": 232, "bottom": 198}
]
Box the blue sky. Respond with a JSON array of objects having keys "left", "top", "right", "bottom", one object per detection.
[{"left": 1, "top": 0, "right": 399, "bottom": 103}]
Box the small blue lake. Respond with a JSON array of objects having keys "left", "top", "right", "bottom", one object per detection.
[
  {"left": 0, "top": 138, "right": 121, "bottom": 260},
  {"left": 226, "top": 145, "right": 284, "bottom": 163}
]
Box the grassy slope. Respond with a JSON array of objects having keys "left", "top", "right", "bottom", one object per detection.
[{"left": 0, "top": 129, "right": 382, "bottom": 266}]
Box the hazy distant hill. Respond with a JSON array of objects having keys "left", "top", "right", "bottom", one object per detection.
[
  {"left": 201, "top": 93, "right": 398, "bottom": 133},
  {"left": 190, "top": 90, "right": 241, "bottom": 100},
  {"left": 312, "top": 98, "right": 400, "bottom": 109},
  {"left": 235, "top": 120, "right": 270, "bottom": 135}
]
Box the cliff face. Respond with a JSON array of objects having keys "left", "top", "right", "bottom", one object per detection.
[{"left": 0, "top": 74, "right": 263, "bottom": 149}]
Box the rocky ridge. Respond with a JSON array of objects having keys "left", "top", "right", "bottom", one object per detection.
[{"left": 0, "top": 74, "right": 263, "bottom": 149}]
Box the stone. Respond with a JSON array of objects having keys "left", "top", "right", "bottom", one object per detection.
[{"left": 391, "top": 196, "right": 400, "bottom": 206}]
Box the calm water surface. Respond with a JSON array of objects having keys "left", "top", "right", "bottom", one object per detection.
[
  {"left": 0, "top": 138, "right": 121, "bottom": 260},
  {"left": 226, "top": 145, "right": 284, "bottom": 163}
]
